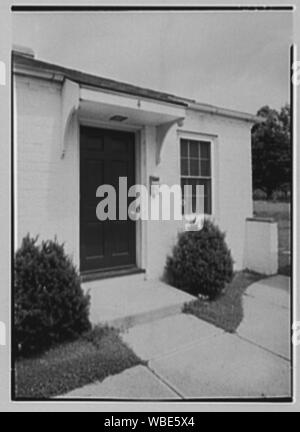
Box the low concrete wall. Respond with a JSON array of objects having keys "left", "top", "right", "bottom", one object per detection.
[{"left": 244, "top": 217, "right": 278, "bottom": 275}]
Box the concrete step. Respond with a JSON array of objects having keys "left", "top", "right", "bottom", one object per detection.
[{"left": 83, "top": 274, "right": 195, "bottom": 330}]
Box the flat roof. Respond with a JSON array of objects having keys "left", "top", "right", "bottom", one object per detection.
[{"left": 12, "top": 50, "right": 261, "bottom": 123}]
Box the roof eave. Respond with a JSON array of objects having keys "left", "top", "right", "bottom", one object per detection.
[
  {"left": 12, "top": 52, "right": 263, "bottom": 123},
  {"left": 188, "top": 102, "right": 263, "bottom": 124},
  {"left": 12, "top": 51, "right": 192, "bottom": 107}
]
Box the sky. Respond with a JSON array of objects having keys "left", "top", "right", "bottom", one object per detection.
[{"left": 12, "top": 11, "right": 293, "bottom": 114}]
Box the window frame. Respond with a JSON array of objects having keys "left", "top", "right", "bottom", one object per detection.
[{"left": 178, "top": 132, "right": 215, "bottom": 217}]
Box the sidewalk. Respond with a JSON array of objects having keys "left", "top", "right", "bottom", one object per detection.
[{"left": 63, "top": 275, "right": 291, "bottom": 399}]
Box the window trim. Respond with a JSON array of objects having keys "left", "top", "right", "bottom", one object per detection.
[{"left": 178, "top": 131, "right": 215, "bottom": 217}]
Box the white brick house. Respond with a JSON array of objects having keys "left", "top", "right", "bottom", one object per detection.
[{"left": 13, "top": 48, "right": 270, "bottom": 282}]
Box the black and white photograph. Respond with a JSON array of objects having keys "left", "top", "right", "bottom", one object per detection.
[{"left": 0, "top": 1, "right": 299, "bottom": 414}]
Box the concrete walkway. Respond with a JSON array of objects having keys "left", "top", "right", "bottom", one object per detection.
[{"left": 64, "top": 275, "right": 291, "bottom": 399}]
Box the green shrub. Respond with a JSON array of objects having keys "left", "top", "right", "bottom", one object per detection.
[
  {"left": 271, "top": 189, "right": 290, "bottom": 202},
  {"left": 166, "top": 220, "right": 234, "bottom": 299},
  {"left": 253, "top": 188, "right": 267, "bottom": 201},
  {"left": 14, "top": 235, "right": 91, "bottom": 357}
]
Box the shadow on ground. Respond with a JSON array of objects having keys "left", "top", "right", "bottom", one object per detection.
[{"left": 183, "top": 271, "right": 262, "bottom": 333}]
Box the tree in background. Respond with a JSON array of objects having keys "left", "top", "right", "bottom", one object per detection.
[{"left": 251, "top": 104, "right": 291, "bottom": 200}]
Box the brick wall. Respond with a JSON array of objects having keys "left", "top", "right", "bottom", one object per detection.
[
  {"left": 15, "top": 74, "right": 253, "bottom": 277},
  {"left": 15, "top": 75, "right": 79, "bottom": 266}
]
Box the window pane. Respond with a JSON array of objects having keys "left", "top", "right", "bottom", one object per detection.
[
  {"left": 204, "top": 180, "right": 212, "bottom": 214},
  {"left": 190, "top": 141, "right": 199, "bottom": 158},
  {"left": 190, "top": 159, "right": 199, "bottom": 176},
  {"left": 204, "top": 195, "right": 211, "bottom": 214},
  {"left": 191, "top": 181, "right": 197, "bottom": 190},
  {"left": 200, "top": 160, "right": 211, "bottom": 176},
  {"left": 181, "top": 178, "right": 187, "bottom": 188},
  {"left": 181, "top": 158, "right": 189, "bottom": 175},
  {"left": 200, "top": 141, "right": 210, "bottom": 159},
  {"left": 181, "top": 179, "right": 207, "bottom": 214},
  {"left": 192, "top": 196, "right": 197, "bottom": 213},
  {"left": 180, "top": 140, "right": 188, "bottom": 157}
]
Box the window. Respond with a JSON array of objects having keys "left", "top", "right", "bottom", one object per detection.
[{"left": 180, "top": 138, "right": 212, "bottom": 214}]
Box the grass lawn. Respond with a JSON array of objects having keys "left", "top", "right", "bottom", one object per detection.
[
  {"left": 253, "top": 200, "right": 291, "bottom": 276},
  {"left": 183, "top": 271, "right": 263, "bottom": 333},
  {"left": 14, "top": 326, "right": 143, "bottom": 399}
]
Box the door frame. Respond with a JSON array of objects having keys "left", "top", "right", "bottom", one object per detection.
[{"left": 78, "top": 117, "right": 146, "bottom": 275}]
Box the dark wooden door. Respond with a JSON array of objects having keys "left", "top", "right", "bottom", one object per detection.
[{"left": 80, "top": 126, "right": 136, "bottom": 272}]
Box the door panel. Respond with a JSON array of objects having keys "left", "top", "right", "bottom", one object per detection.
[{"left": 80, "top": 126, "right": 136, "bottom": 272}]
